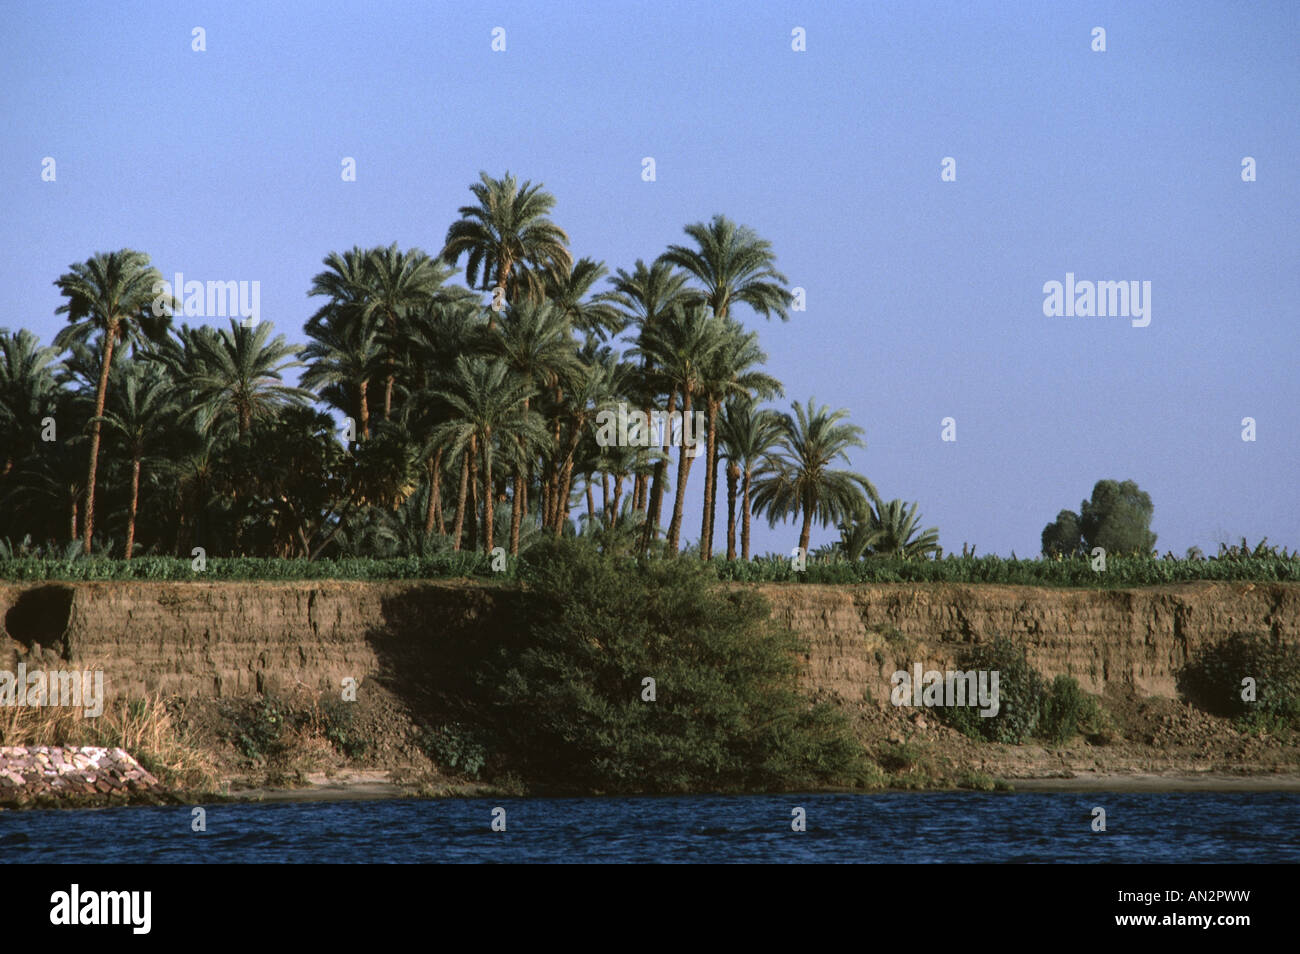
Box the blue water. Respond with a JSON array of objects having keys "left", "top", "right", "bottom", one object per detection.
[{"left": 3, "top": 792, "right": 1298, "bottom": 863}]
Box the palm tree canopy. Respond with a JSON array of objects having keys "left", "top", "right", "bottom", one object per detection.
[
  {"left": 441, "top": 171, "right": 572, "bottom": 304},
  {"left": 659, "top": 215, "right": 792, "bottom": 321}
]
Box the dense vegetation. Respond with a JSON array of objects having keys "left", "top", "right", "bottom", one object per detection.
[{"left": 464, "top": 540, "right": 869, "bottom": 792}]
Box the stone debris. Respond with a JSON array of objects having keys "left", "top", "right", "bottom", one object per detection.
[{"left": 0, "top": 746, "right": 166, "bottom": 804}]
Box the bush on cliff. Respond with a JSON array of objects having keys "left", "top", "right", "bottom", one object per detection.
[
  {"left": 935, "top": 638, "right": 1046, "bottom": 744},
  {"left": 482, "top": 539, "right": 868, "bottom": 793},
  {"left": 1178, "top": 631, "right": 1300, "bottom": 731}
]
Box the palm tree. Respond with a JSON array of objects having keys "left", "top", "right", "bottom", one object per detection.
[
  {"left": 362, "top": 243, "right": 453, "bottom": 419},
  {"left": 837, "top": 496, "right": 941, "bottom": 560},
  {"left": 660, "top": 215, "right": 792, "bottom": 322},
  {"left": 483, "top": 299, "right": 579, "bottom": 548},
  {"left": 166, "top": 320, "right": 310, "bottom": 439},
  {"left": 630, "top": 303, "right": 727, "bottom": 552},
  {"left": 430, "top": 356, "right": 547, "bottom": 554},
  {"left": 441, "top": 171, "right": 572, "bottom": 310},
  {"left": 97, "top": 361, "right": 178, "bottom": 559},
  {"left": 751, "top": 398, "right": 878, "bottom": 556},
  {"left": 53, "top": 249, "right": 173, "bottom": 553},
  {"left": 717, "top": 397, "right": 784, "bottom": 560},
  {"left": 694, "top": 319, "right": 782, "bottom": 558},
  {"left": 607, "top": 258, "right": 695, "bottom": 513},
  {"left": 0, "top": 329, "right": 60, "bottom": 477},
  {"left": 300, "top": 305, "right": 385, "bottom": 444},
  {"left": 544, "top": 257, "right": 625, "bottom": 343}
]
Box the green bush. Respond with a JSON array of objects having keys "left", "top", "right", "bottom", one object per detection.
[
  {"left": 1037, "top": 675, "right": 1104, "bottom": 744},
  {"left": 320, "top": 699, "right": 369, "bottom": 759},
  {"left": 419, "top": 722, "right": 488, "bottom": 778},
  {"left": 1178, "top": 631, "right": 1300, "bottom": 729},
  {"left": 484, "top": 539, "right": 867, "bottom": 793},
  {"left": 935, "top": 638, "right": 1046, "bottom": 744}
]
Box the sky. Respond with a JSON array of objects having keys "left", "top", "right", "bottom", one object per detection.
[{"left": 1, "top": 1, "right": 1296, "bottom": 558}]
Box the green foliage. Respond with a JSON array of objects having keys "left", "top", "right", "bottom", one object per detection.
[
  {"left": 710, "top": 552, "right": 1300, "bottom": 586},
  {"left": 1041, "top": 509, "right": 1083, "bottom": 558},
  {"left": 1177, "top": 631, "right": 1300, "bottom": 729},
  {"left": 936, "top": 638, "right": 1046, "bottom": 744},
  {"left": 231, "top": 697, "right": 291, "bottom": 763},
  {"left": 1079, "top": 479, "right": 1157, "bottom": 555},
  {"left": 419, "top": 722, "right": 488, "bottom": 778},
  {"left": 1037, "top": 675, "right": 1104, "bottom": 744},
  {"left": 320, "top": 699, "right": 369, "bottom": 759},
  {"left": 484, "top": 539, "right": 867, "bottom": 793}
]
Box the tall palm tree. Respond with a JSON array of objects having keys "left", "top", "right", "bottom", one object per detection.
[
  {"left": 97, "top": 361, "right": 178, "bottom": 559},
  {"left": 717, "top": 397, "right": 784, "bottom": 560},
  {"left": 53, "top": 249, "right": 174, "bottom": 553},
  {"left": 483, "top": 299, "right": 579, "bottom": 547},
  {"left": 430, "top": 356, "right": 547, "bottom": 554},
  {"left": 694, "top": 319, "right": 782, "bottom": 559},
  {"left": 441, "top": 171, "right": 572, "bottom": 310},
  {"left": 606, "top": 258, "right": 695, "bottom": 513},
  {"left": 750, "top": 398, "right": 878, "bottom": 556},
  {"left": 630, "top": 303, "right": 726, "bottom": 552},
  {"left": 659, "top": 215, "right": 792, "bottom": 322}
]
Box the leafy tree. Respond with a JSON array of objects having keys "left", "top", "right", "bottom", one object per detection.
[
  {"left": 1080, "top": 478, "right": 1156, "bottom": 556},
  {"left": 1041, "top": 509, "right": 1084, "bottom": 557}
]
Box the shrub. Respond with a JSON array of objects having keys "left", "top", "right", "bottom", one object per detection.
[
  {"left": 1037, "top": 675, "right": 1104, "bottom": 744},
  {"left": 1178, "top": 631, "right": 1300, "bottom": 729},
  {"left": 935, "top": 638, "right": 1046, "bottom": 744},
  {"left": 419, "top": 722, "right": 487, "bottom": 778},
  {"left": 484, "top": 539, "right": 867, "bottom": 793}
]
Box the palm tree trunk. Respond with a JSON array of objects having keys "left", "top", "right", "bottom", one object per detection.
[
  {"left": 612, "top": 474, "right": 624, "bottom": 523},
  {"left": 70, "top": 499, "right": 78, "bottom": 544},
  {"left": 667, "top": 389, "right": 694, "bottom": 553},
  {"left": 798, "top": 497, "right": 814, "bottom": 556},
  {"left": 83, "top": 329, "right": 116, "bottom": 554},
  {"left": 725, "top": 460, "right": 740, "bottom": 560},
  {"left": 451, "top": 450, "right": 468, "bottom": 550},
  {"left": 741, "top": 468, "right": 753, "bottom": 561},
  {"left": 467, "top": 436, "right": 480, "bottom": 552},
  {"left": 641, "top": 391, "right": 676, "bottom": 552},
  {"left": 602, "top": 473, "right": 611, "bottom": 521},
  {"left": 424, "top": 450, "right": 443, "bottom": 535},
  {"left": 510, "top": 472, "right": 524, "bottom": 554},
  {"left": 699, "top": 399, "right": 720, "bottom": 559},
  {"left": 481, "top": 430, "right": 494, "bottom": 555},
  {"left": 125, "top": 456, "right": 141, "bottom": 561},
  {"left": 358, "top": 379, "right": 370, "bottom": 441},
  {"left": 586, "top": 481, "right": 596, "bottom": 529}
]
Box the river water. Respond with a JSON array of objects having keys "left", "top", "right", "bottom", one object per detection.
[{"left": 4, "top": 792, "right": 1298, "bottom": 863}]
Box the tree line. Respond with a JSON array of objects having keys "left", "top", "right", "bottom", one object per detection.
[{"left": 0, "top": 172, "right": 940, "bottom": 563}]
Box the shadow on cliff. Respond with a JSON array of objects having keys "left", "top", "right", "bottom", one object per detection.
[
  {"left": 363, "top": 585, "right": 531, "bottom": 726},
  {"left": 3, "top": 585, "right": 74, "bottom": 660}
]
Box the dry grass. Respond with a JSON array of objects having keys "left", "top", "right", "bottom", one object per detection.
[{"left": 0, "top": 694, "right": 220, "bottom": 793}]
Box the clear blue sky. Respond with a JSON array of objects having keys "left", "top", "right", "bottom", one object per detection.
[{"left": 2, "top": 1, "right": 1296, "bottom": 557}]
